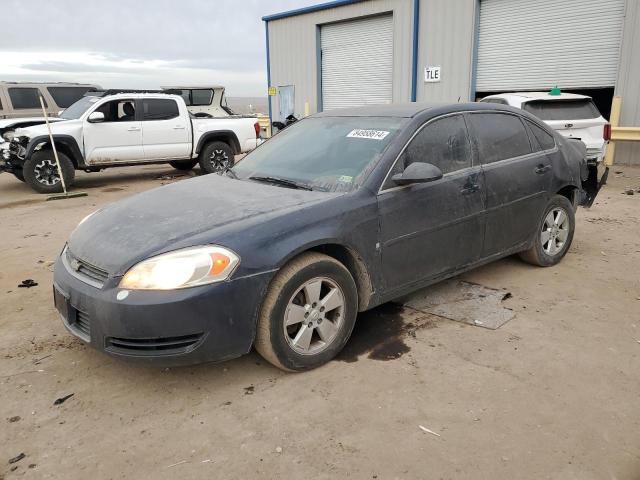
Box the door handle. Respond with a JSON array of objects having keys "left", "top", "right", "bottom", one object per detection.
[
  {"left": 460, "top": 183, "right": 480, "bottom": 195},
  {"left": 127, "top": 126, "right": 140, "bottom": 132},
  {"left": 173, "top": 125, "right": 186, "bottom": 130},
  {"left": 535, "top": 164, "right": 551, "bottom": 174}
]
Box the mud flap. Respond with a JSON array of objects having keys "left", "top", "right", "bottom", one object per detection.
[{"left": 581, "top": 164, "right": 609, "bottom": 208}]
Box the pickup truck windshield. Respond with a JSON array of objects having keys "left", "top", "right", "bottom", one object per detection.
[
  {"left": 523, "top": 99, "right": 601, "bottom": 121},
  {"left": 232, "top": 116, "right": 405, "bottom": 192},
  {"left": 59, "top": 96, "right": 101, "bottom": 120}
]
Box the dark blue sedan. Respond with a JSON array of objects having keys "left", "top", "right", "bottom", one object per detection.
[{"left": 53, "top": 103, "right": 602, "bottom": 371}]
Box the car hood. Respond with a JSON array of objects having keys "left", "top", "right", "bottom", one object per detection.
[
  {"left": 0, "top": 116, "right": 64, "bottom": 129},
  {"left": 67, "top": 174, "right": 337, "bottom": 275},
  {"left": 15, "top": 119, "right": 80, "bottom": 138}
]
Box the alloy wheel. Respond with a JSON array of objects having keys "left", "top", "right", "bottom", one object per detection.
[
  {"left": 209, "top": 149, "right": 230, "bottom": 172},
  {"left": 541, "top": 207, "right": 570, "bottom": 256},
  {"left": 283, "top": 277, "right": 345, "bottom": 355},
  {"left": 34, "top": 159, "right": 60, "bottom": 186}
]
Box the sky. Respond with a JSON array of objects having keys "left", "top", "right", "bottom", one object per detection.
[{"left": 0, "top": 0, "right": 319, "bottom": 97}]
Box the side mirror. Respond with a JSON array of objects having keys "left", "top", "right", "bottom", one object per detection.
[
  {"left": 392, "top": 162, "right": 443, "bottom": 186},
  {"left": 87, "top": 111, "right": 105, "bottom": 123}
]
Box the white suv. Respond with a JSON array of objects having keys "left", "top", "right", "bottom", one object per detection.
[{"left": 480, "top": 92, "right": 610, "bottom": 164}]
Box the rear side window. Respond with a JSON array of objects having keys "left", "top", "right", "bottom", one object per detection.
[
  {"left": 47, "top": 86, "right": 95, "bottom": 108},
  {"left": 526, "top": 120, "right": 556, "bottom": 151},
  {"left": 142, "top": 99, "right": 179, "bottom": 120},
  {"left": 8, "top": 88, "right": 47, "bottom": 109},
  {"left": 191, "top": 89, "right": 213, "bottom": 106},
  {"left": 405, "top": 114, "right": 472, "bottom": 174},
  {"left": 523, "top": 99, "right": 601, "bottom": 121},
  {"left": 468, "top": 113, "right": 532, "bottom": 164}
]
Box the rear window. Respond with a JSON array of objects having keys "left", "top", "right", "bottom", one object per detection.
[
  {"left": 523, "top": 99, "right": 601, "bottom": 121},
  {"left": 8, "top": 88, "right": 47, "bottom": 109},
  {"left": 47, "top": 86, "right": 95, "bottom": 108},
  {"left": 142, "top": 99, "right": 179, "bottom": 120}
]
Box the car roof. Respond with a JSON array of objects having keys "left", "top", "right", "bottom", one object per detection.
[
  {"left": 485, "top": 91, "right": 591, "bottom": 102},
  {"left": 314, "top": 102, "right": 524, "bottom": 118}
]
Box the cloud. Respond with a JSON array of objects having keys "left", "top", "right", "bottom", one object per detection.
[{"left": 0, "top": 0, "right": 318, "bottom": 95}]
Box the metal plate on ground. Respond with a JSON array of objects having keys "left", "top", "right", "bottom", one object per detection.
[{"left": 399, "top": 280, "right": 515, "bottom": 330}]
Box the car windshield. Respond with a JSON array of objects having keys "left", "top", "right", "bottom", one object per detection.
[
  {"left": 59, "top": 96, "right": 102, "bottom": 120},
  {"left": 523, "top": 99, "right": 601, "bottom": 121},
  {"left": 232, "top": 116, "right": 406, "bottom": 192}
]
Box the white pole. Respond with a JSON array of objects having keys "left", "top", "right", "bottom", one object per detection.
[{"left": 38, "top": 95, "right": 67, "bottom": 194}]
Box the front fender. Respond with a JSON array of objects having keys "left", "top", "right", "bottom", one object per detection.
[{"left": 25, "top": 135, "right": 84, "bottom": 167}]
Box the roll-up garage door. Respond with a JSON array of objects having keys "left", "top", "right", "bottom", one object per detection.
[
  {"left": 321, "top": 14, "right": 393, "bottom": 110},
  {"left": 476, "top": 0, "right": 625, "bottom": 92}
]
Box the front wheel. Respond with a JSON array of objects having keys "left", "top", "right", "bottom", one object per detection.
[
  {"left": 519, "top": 194, "right": 575, "bottom": 267},
  {"left": 198, "top": 141, "right": 234, "bottom": 174},
  {"left": 255, "top": 252, "right": 358, "bottom": 372},
  {"left": 23, "top": 151, "right": 75, "bottom": 194}
]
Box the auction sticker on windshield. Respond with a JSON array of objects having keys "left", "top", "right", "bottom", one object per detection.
[{"left": 347, "top": 129, "right": 390, "bottom": 140}]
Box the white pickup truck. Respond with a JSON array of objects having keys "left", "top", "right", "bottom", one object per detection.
[{"left": 1, "top": 91, "right": 261, "bottom": 193}]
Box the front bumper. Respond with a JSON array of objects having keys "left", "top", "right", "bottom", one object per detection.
[{"left": 53, "top": 254, "right": 274, "bottom": 367}]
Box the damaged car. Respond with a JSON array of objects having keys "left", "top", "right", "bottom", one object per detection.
[{"left": 53, "top": 102, "right": 605, "bottom": 372}]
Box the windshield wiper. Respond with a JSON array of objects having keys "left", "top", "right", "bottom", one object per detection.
[{"left": 249, "top": 175, "right": 313, "bottom": 191}]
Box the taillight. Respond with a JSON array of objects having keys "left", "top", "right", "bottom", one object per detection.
[
  {"left": 603, "top": 123, "right": 611, "bottom": 141},
  {"left": 254, "top": 121, "right": 260, "bottom": 138}
]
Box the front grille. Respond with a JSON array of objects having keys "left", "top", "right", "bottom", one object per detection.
[
  {"left": 105, "top": 333, "right": 204, "bottom": 356},
  {"left": 75, "top": 310, "right": 91, "bottom": 338},
  {"left": 64, "top": 248, "right": 109, "bottom": 288}
]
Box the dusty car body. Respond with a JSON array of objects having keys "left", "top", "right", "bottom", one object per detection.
[{"left": 53, "top": 102, "right": 600, "bottom": 371}]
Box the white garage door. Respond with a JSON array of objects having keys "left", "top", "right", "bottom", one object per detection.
[
  {"left": 321, "top": 14, "right": 393, "bottom": 111},
  {"left": 476, "top": 0, "right": 625, "bottom": 91}
]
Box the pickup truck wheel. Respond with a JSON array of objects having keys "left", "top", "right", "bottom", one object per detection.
[
  {"left": 198, "top": 141, "right": 234, "bottom": 174},
  {"left": 169, "top": 159, "right": 198, "bottom": 171},
  {"left": 13, "top": 169, "right": 25, "bottom": 182},
  {"left": 519, "top": 194, "right": 575, "bottom": 267},
  {"left": 23, "top": 151, "right": 75, "bottom": 194},
  {"left": 255, "top": 252, "right": 358, "bottom": 372}
]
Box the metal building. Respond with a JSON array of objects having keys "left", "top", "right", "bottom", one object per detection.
[{"left": 263, "top": 0, "right": 640, "bottom": 164}]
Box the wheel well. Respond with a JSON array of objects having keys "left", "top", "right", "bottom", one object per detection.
[
  {"left": 306, "top": 244, "right": 373, "bottom": 312},
  {"left": 34, "top": 142, "right": 79, "bottom": 168},
  {"left": 201, "top": 133, "right": 241, "bottom": 155},
  {"left": 556, "top": 185, "right": 578, "bottom": 206}
]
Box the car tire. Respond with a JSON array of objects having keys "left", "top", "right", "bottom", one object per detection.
[
  {"left": 23, "top": 150, "right": 75, "bottom": 194},
  {"left": 13, "top": 169, "right": 25, "bottom": 182},
  {"left": 198, "top": 141, "right": 234, "bottom": 174},
  {"left": 519, "top": 194, "right": 575, "bottom": 267},
  {"left": 169, "top": 159, "right": 198, "bottom": 171},
  {"left": 255, "top": 252, "right": 358, "bottom": 372}
]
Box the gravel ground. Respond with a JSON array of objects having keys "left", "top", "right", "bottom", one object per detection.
[{"left": 1, "top": 164, "right": 639, "bottom": 479}]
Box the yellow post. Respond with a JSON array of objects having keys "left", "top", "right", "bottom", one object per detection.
[
  {"left": 604, "top": 96, "right": 622, "bottom": 166},
  {"left": 304, "top": 101, "right": 310, "bottom": 117}
]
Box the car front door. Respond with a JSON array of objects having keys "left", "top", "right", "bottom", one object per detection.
[
  {"left": 378, "top": 114, "right": 486, "bottom": 294},
  {"left": 83, "top": 98, "right": 144, "bottom": 164},
  {"left": 466, "top": 112, "right": 552, "bottom": 257},
  {"left": 140, "top": 98, "right": 191, "bottom": 160}
]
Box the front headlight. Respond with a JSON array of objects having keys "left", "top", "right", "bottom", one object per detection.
[{"left": 119, "top": 245, "right": 240, "bottom": 290}]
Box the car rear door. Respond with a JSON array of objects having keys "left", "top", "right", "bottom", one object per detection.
[
  {"left": 466, "top": 111, "right": 552, "bottom": 258},
  {"left": 378, "top": 114, "right": 485, "bottom": 294},
  {"left": 140, "top": 98, "right": 191, "bottom": 160}
]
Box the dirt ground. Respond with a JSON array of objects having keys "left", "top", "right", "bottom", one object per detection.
[{"left": 1, "top": 164, "right": 639, "bottom": 480}]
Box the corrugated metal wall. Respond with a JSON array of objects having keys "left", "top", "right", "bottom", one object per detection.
[
  {"left": 614, "top": 0, "right": 640, "bottom": 165},
  {"left": 267, "top": 0, "right": 413, "bottom": 120},
  {"left": 416, "top": 0, "right": 476, "bottom": 103}
]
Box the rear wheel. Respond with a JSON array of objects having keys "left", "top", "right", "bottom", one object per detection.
[
  {"left": 519, "top": 194, "right": 575, "bottom": 267},
  {"left": 23, "top": 150, "right": 75, "bottom": 194},
  {"left": 198, "top": 141, "right": 234, "bottom": 174},
  {"left": 169, "top": 159, "right": 198, "bottom": 171},
  {"left": 255, "top": 252, "right": 358, "bottom": 372}
]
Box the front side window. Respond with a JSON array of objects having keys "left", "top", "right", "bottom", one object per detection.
[
  {"left": 142, "top": 99, "right": 179, "bottom": 121},
  {"left": 522, "top": 99, "right": 601, "bottom": 121},
  {"left": 232, "top": 116, "right": 406, "bottom": 192},
  {"left": 93, "top": 99, "right": 136, "bottom": 122},
  {"left": 47, "top": 86, "right": 95, "bottom": 108},
  {"left": 8, "top": 88, "right": 46, "bottom": 109},
  {"left": 467, "top": 113, "right": 532, "bottom": 164},
  {"left": 405, "top": 114, "right": 472, "bottom": 174}
]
